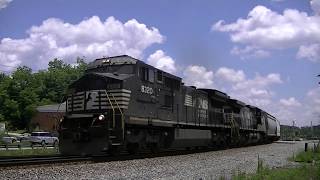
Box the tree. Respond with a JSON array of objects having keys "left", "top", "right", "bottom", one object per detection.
[
  {"left": 0, "top": 58, "right": 87, "bottom": 130},
  {"left": 3, "top": 99, "right": 21, "bottom": 129}
]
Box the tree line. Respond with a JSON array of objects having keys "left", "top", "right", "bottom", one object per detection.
[
  {"left": 280, "top": 125, "right": 320, "bottom": 140},
  {"left": 0, "top": 58, "right": 87, "bottom": 130}
]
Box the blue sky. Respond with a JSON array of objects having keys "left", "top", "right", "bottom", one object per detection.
[{"left": 0, "top": 0, "right": 319, "bottom": 126}]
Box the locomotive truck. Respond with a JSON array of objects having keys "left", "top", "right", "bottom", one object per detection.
[{"left": 58, "top": 55, "right": 280, "bottom": 155}]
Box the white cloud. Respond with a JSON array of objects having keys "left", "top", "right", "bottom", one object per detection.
[
  {"left": 215, "top": 67, "right": 246, "bottom": 82},
  {"left": 0, "top": 0, "right": 12, "bottom": 9},
  {"left": 147, "top": 50, "right": 176, "bottom": 74},
  {"left": 231, "top": 46, "right": 270, "bottom": 59},
  {"left": 279, "top": 97, "right": 301, "bottom": 107},
  {"left": 311, "top": 0, "right": 320, "bottom": 15},
  {"left": 214, "top": 67, "right": 282, "bottom": 107},
  {"left": 306, "top": 87, "right": 320, "bottom": 116},
  {"left": 212, "top": 4, "right": 320, "bottom": 61},
  {"left": 184, "top": 66, "right": 282, "bottom": 108},
  {"left": 297, "top": 43, "right": 320, "bottom": 62},
  {"left": 183, "top": 65, "right": 214, "bottom": 88},
  {"left": 0, "top": 16, "right": 164, "bottom": 71},
  {"left": 230, "top": 77, "right": 281, "bottom": 107},
  {"left": 274, "top": 88, "right": 320, "bottom": 126},
  {"left": 233, "top": 73, "right": 282, "bottom": 90}
]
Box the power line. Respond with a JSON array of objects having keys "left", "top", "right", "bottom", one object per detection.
[
  {"left": 0, "top": 69, "right": 11, "bottom": 74},
  {"left": 0, "top": 64, "right": 17, "bottom": 74},
  {"left": 0, "top": 64, "right": 16, "bottom": 68}
]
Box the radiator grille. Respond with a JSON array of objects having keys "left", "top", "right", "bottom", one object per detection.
[{"left": 67, "top": 89, "right": 131, "bottom": 112}]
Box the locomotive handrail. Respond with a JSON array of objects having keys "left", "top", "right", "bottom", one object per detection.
[
  {"left": 110, "top": 93, "right": 124, "bottom": 117},
  {"left": 104, "top": 90, "right": 116, "bottom": 128},
  {"left": 227, "top": 113, "right": 240, "bottom": 138},
  {"left": 110, "top": 93, "right": 125, "bottom": 140}
]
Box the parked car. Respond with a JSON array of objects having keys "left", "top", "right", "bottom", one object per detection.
[
  {"left": 1, "top": 136, "right": 18, "bottom": 144},
  {"left": 18, "top": 133, "right": 31, "bottom": 142},
  {"left": 29, "top": 132, "right": 59, "bottom": 146}
]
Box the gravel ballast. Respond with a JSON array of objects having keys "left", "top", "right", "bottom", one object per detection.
[{"left": 0, "top": 141, "right": 309, "bottom": 179}]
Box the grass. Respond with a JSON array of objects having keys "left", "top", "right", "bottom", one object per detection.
[
  {"left": 0, "top": 148, "right": 59, "bottom": 157},
  {"left": 232, "top": 163, "right": 320, "bottom": 180},
  {"left": 294, "top": 150, "right": 320, "bottom": 162},
  {"left": 229, "top": 143, "right": 320, "bottom": 180},
  {"left": 292, "top": 143, "right": 320, "bottom": 163}
]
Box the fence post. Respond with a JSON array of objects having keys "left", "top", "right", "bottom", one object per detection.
[{"left": 305, "top": 143, "right": 308, "bottom": 152}]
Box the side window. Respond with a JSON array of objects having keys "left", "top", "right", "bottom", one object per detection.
[
  {"left": 140, "top": 67, "right": 149, "bottom": 81},
  {"left": 157, "top": 71, "right": 163, "bottom": 83},
  {"left": 256, "top": 111, "right": 261, "bottom": 124},
  {"left": 164, "top": 95, "right": 173, "bottom": 107},
  {"left": 148, "top": 69, "right": 154, "bottom": 83},
  {"left": 140, "top": 67, "right": 154, "bottom": 83},
  {"left": 165, "top": 77, "right": 180, "bottom": 90}
]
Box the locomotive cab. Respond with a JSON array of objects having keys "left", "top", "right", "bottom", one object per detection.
[{"left": 59, "top": 56, "right": 136, "bottom": 155}]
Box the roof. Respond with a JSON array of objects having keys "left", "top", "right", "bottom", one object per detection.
[
  {"left": 36, "top": 102, "right": 66, "bottom": 113},
  {"left": 199, "top": 88, "right": 229, "bottom": 99},
  {"left": 87, "top": 55, "right": 138, "bottom": 69},
  {"left": 228, "top": 99, "right": 246, "bottom": 107},
  {"left": 92, "top": 72, "right": 134, "bottom": 81},
  {"left": 87, "top": 55, "right": 182, "bottom": 81}
]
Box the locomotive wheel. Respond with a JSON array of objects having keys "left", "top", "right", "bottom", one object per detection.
[{"left": 127, "top": 143, "right": 139, "bottom": 154}]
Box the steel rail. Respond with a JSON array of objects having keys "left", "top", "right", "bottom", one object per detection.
[{"left": 0, "top": 155, "right": 92, "bottom": 167}]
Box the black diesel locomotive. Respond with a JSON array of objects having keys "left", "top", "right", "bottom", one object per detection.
[{"left": 59, "top": 55, "right": 280, "bottom": 155}]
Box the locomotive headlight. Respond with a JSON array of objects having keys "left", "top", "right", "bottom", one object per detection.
[{"left": 98, "top": 115, "right": 105, "bottom": 121}]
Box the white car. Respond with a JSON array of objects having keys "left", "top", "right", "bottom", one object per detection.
[
  {"left": 29, "top": 132, "right": 59, "bottom": 146},
  {"left": 1, "top": 136, "right": 18, "bottom": 144}
]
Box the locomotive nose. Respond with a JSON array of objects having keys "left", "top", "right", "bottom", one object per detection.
[
  {"left": 73, "top": 132, "right": 81, "bottom": 142},
  {"left": 73, "top": 130, "right": 90, "bottom": 142}
]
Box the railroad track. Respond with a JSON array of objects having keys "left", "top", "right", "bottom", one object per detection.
[
  {"left": 0, "top": 144, "right": 262, "bottom": 167},
  {"left": 0, "top": 147, "right": 215, "bottom": 167},
  {"left": 0, "top": 155, "right": 92, "bottom": 167}
]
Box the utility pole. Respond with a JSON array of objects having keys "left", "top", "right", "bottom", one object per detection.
[
  {"left": 311, "top": 121, "right": 313, "bottom": 139},
  {"left": 317, "top": 75, "right": 320, "bottom": 148},
  {"left": 292, "top": 120, "right": 295, "bottom": 141}
]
